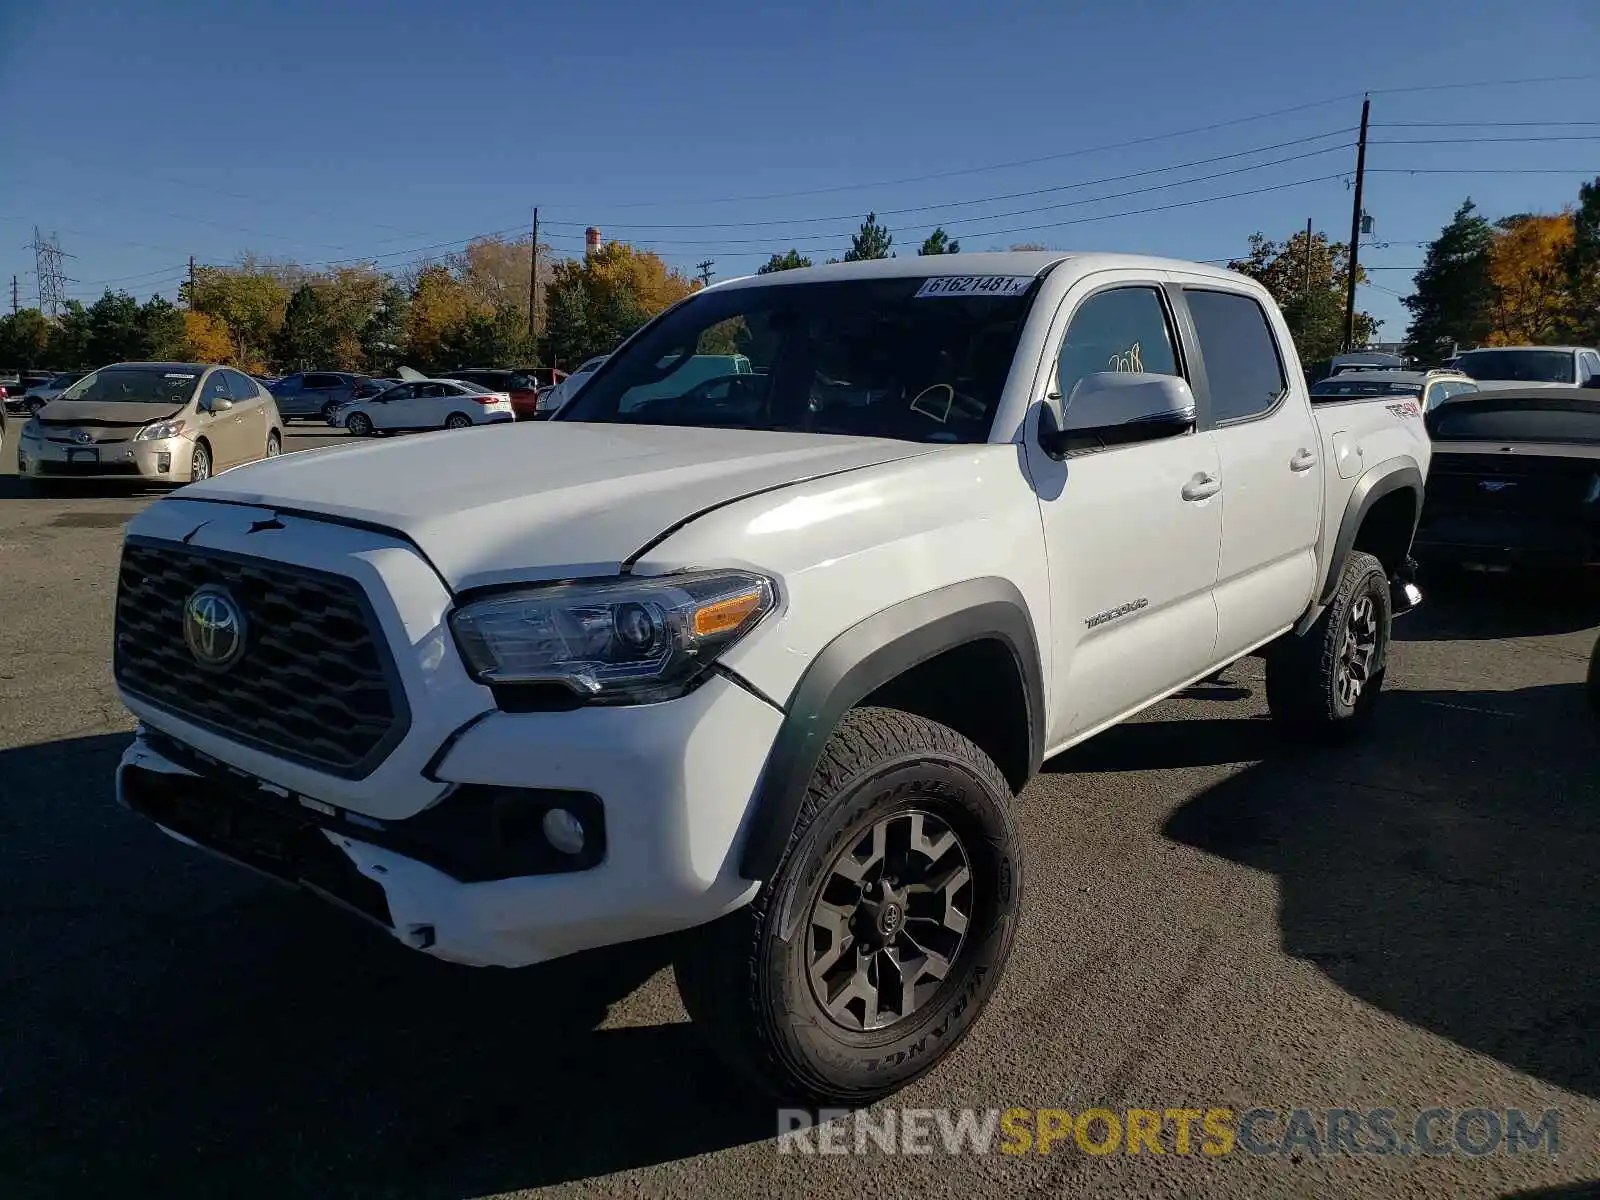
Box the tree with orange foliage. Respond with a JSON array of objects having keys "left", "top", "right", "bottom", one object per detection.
[
  {"left": 1485, "top": 213, "right": 1574, "bottom": 346},
  {"left": 182, "top": 311, "right": 237, "bottom": 365},
  {"left": 404, "top": 265, "right": 479, "bottom": 371},
  {"left": 541, "top": 241, "right": 697, "bottom": 368}
]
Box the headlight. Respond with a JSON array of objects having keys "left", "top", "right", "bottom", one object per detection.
[
  {"left": 450, "top": 570, "right": 776, "bottom": 703},
  {"left": 20, "top": 419, "right": 40, "bottom": 440},
  {"left": 136, "top": 418, "right": 186, "bottom": 441}
]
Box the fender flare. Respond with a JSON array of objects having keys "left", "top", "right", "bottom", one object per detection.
[
  {"left": 736, "top": 577, "right": 1045, "bottom": 882},
  {"left": 1312, "top": 456, "right": 1424, "bottom": 612}
]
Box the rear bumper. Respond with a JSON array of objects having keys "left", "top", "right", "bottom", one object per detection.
[{"left": 1414, "top": 513, "right": 1598, "bottom": 569}]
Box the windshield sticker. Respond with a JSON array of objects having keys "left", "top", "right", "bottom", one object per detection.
[
  {"left": 909, "top": 384, "right": 955, "bottom": 423},
  {"left": 164, "top": 372, "right": 196, "bottom": 379},
  {"left": 914, "top": 275, "right": 1033, "bottom": 299}
]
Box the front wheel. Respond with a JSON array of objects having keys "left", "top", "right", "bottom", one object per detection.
[
  {"left": 265, "top": 431, "right": 281, "bottom": 459},
  {"left": 674, "top": 707, "right": 1022, "bottom": 1104},
  {"left": 1266, "top": 550, "right": 1392, "bottom": 742},
  {"left": 345, "top": 412, "right": 373, "bottom": 437},
  {"left": 189, "top": 442, "right": 212, "bottom": 484}
]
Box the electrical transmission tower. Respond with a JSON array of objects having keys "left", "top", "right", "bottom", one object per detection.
[{"left": 29, "top": 227, "right": 74, "bottom": 317}]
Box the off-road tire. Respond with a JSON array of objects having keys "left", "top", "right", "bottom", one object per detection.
[
  {"left": 1266, "top": 550, "right": 1391, "bottom": 742},
  {"left": 674, "top": 706, "right": 1022, "bottom": 1105}
]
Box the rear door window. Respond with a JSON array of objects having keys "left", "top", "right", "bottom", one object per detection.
[
  {"left": 1183, "top": 289, "right": 1288, "bottom": 424},
  {"left": 224, "top": 370, "right": 259, "bottom": 401}
]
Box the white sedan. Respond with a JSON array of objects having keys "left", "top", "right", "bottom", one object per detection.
[{"left": 339, "top": 379, "right": 515, "bottom": 436}]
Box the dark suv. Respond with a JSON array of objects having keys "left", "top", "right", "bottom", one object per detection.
[
  {"left": 267, "top": 371, "right": 370, "bottom": 422},
  {"left": 439, "top": 368, "right": 541, "bottom": 420}
]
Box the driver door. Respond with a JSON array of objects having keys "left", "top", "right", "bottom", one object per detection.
[
  {"left": 368, "top": 383, "right": 414, "bottom": 430},
  {"left": 197, "top": 370, "right": 244, "bottom": 468},
  {"left": 1023, "top": 274, "right": 1223, "bottom": 745}
]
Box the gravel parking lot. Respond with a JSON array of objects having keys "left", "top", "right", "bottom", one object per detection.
[{"left": 1, "top": 428, "right": 1597, "bottom": 1199}]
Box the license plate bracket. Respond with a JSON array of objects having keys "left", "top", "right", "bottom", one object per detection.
[{"left": 66, "top": 447, "right": 99, "bottom": 465}]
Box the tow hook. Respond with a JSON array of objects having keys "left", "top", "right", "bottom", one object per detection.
[{"left": 1391, "top": 557, "right": 1423, "bottom": 616}]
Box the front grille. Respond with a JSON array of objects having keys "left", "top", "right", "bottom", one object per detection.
[{"left": 115, "top": 540, "right": 409, "bottom": 777}]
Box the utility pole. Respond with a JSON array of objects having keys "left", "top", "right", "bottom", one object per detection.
[
  {"left": 10, "top": 275, "right": 18, "bottom": 315},
  {"left": 697, "top": 259, "right": 715, "bottom": 287},
  {"left": 528, "top": 206, "right": 540, "bottom": 345},
  {"left": 1303, "top": 218, "right": 1313, "bottom": 299},
  {"left": 1343, "top": 95, "right": 1371, "bottom": 352},
  {"left": 187, "top": 255, "right": 196, "bottom": 305}
]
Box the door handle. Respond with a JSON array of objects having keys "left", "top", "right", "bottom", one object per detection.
[
  {"left": 1181, "top": 472, "right": 1221, "bottom": 502},
  {"left": 1290, "top": 448, "right": 1317, "bottom": 472}
]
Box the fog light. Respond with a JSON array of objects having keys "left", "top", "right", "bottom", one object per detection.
[
  {"left": 542, "top": 807, "right": 586, "bottom": 855},
  {"left": 156, "top": 452, "right": 171, "bottom": 473}
]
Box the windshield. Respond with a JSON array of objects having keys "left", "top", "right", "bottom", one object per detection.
[
  {"left": 1455, "top": 349, "right": 1575, "bottom": 384},
  {"left": 56, "top": 367, "right": 201, "bottom": 405},
  {"left": 560, "top": 277, "right": 1038, "bottom": 442},
  {"left": 1311, "top": 379, "right": 1422, "bottom": 398}
]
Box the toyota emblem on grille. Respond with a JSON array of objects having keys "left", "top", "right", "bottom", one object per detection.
[
  {"left": 183, "top": 585, "right": 248, "bottom": 670},
  {"left": 71, "top": 428, "right": 92, "bottom": 445}
]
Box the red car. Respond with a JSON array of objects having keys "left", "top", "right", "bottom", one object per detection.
[{"left": 440, "top": 369, "right": 545, "bottom": 420}]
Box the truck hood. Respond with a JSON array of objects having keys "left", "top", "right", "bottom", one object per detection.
[{"left": 179, "top": 422, "right": 932, "bottom": 590}]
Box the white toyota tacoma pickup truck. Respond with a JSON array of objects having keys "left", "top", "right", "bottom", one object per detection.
[{"left": 112, "top": 252, "right": 1430, "bottom": 1103}]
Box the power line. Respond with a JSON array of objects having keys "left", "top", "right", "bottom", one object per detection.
[
  {"left": 1370, "top": 120, "right": 1600, "bottom": 128},
  {"left": 1367, "top": 71, "right": 1600, "bottom": 96},
  {"left": 545, "top": 95, "right": 1368, "bottom": 212},
  {"left": 1369, "top": 135, "right": 1600, "bottom": 145},
  {"left": 1368, "top": 167, "right": 1600, "bottom": 176},
  {"left": 537, "top": 129, "right": 1357, "bottom": 232}
]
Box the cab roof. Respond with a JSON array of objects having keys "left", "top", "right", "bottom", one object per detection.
[{"left": 709, "top": 250, "right": 1245, "bottom": 291}]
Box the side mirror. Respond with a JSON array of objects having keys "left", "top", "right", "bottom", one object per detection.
[
  {"left": 1040, "top": 372, "right": 1196, "bottom": 458},
  {"left": 202, "top": 396, "right": 233, "bottom": 413}
]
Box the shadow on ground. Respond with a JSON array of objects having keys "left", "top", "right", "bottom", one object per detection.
[
  {"left": 1403, "top": 565, "right": 1600, "bottom": 641},
  {"left": 0, "top": 735, "right": 771, "bottom": 1198},
  {"left": 1149, "top": 677, "right": 1600, "bottom": 1100}
]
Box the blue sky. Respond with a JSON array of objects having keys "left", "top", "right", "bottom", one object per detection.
[{"left": 1, "top": 0, "right": 1596, "bottom": 337}]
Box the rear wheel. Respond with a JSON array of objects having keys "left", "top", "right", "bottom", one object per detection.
[
  {"left": 674, "top": 707, "right": 1022, "bottom": 1104},
  {"left": 346, "top": 412, "right": 373, "bottom": 436},
  {"left": 322, "top": 401, "right": 339, "bottom": 421},
  {"left": 189, "top": 441, "right": 212, "bottom": 484},
  {"left": 445, "top": 412, "right": 473, "bottom": 430},
  {"left": 1266, "top": 551, "right": 1391, "bottom": 742}
]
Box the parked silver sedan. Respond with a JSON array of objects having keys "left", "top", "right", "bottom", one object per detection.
[{"left": 15, "top": 362, "right": 284, "bottom": 488}]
